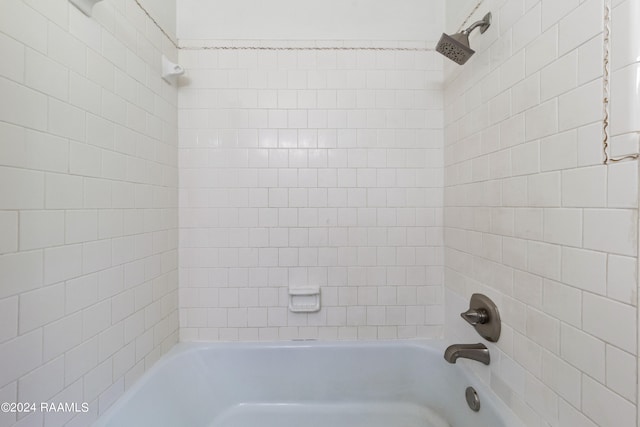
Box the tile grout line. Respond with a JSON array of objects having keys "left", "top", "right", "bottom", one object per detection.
[
  {"left": 603, "top": 0, "right": 638, "bottom": 164},
  {"left": 456, "top": 0, "right": 486, "bottom": 33}
]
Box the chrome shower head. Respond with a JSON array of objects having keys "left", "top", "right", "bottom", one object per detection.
[{"left": 435, "top": 12, "right": 492, "bottom": 65}]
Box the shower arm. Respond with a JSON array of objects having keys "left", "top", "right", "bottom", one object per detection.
[{"left": 462, "top": 13, "right": 492, "bottom": 36}]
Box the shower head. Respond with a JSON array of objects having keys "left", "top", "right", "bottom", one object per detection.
[
  {"left": 435, "top": 32, "right": 475, "bottom": 65},
  {"left": 436, "top": 12, "right": 492, "bottom": 65}
]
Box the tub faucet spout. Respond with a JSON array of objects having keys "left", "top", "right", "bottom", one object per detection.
[{"left": 444, "top": 343, "right": 490, "bottom": 365}]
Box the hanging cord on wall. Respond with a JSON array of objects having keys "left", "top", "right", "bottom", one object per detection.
[
  {"left": 457, "top": 0, "right": 486, "bottom": 33},
  {"left": 602, "top": 0, "right": 639, "bottom": 164},
  {"left": 133, "top": 0, "right": 179, "bottom": 49}
]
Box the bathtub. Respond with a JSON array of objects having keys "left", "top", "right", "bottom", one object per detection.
[{"left": 93, "top": 341, "right": 523, "bottom": 427}]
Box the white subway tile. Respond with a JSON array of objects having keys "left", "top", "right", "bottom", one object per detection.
[
  {"left": 0, "top": 382, "right": 16, "bottom": 425},
  {"left": 525, "top": 26, "right": 558, "bottom": 75},
  {"left": 20, "top": 210, "right": 65, "bottom": 250},
  {"left": 525, "top": 99, "right": 558, "bottom": 140},
  {"left": 48, "top": 98, "right": 86, "bottom": 141},
  {"left": 540, "top": 130, "right": 577, "bottom": 171},
  {"left": 0, "top": 166, "right": 44, "bottom": 209},
  {"left": 0, "top": 72, "right": 49, "bottom": 130},
  {"left": 511, "top": 74, "right": 540, "bottom": 115},
  {"left": 500, "top": 51, "right": 526, "bottom": 91},
  {"left": 607, "top": 161, "right": 637, "bottom": 208},
  {"left": 611, "top": 0, "right": 640, "bottom": 70},
  {"left": 583, "top": 209, "right": 637, "bottom": 256},
  {"left": 65, "top": 210, "right": 98, "bottom": 244},
  {"left": 18, "top": 356, "right": 64, "bottom": 404},
  {"left": 25, "top": 129, "right": 69, "bottom": 173},
  {"left": 561, "top": 247, "right": 606, "bottom": 294},
  {"left": 82, "top": 240, "right": 112, "bottom": 274},
  {"left": 0, "top": 32, "right": 24, "bottom": 83},
  {"left": 98, "top": 209, "right": 124, "bottom": 239},
  {"left": 43, "top": 313, "right": 82, "bottom": 362},
  {"left": 0, "top": 330, "right": 42, "bottom": 388},
  {"left": 527, "top": 171, "right": 560, "bottom": 206},
  {"left": 513, "top": 333, "right": 542, "bottom": 378},
  {"left": 44, "top": 244, "right": 82, "bottom": 285},
  {"left": 84, "top": 360, "right": 113, "bottom": 403},
  {"left": 503, "top": 238, "right": 527, "bottom": 271},
  {"left": 558, "top": 394, "right": 597, "bottom": 427},
  {"left": 543, "top": 208, "right": 581, "bottom": 246},
  {"left": 527, "top": 241, "right": 560, "bottom": 280},
  {"left": 583, "top": 293, "right": 636, "bottom": 353},
  {"left": 607, "top": 255, "right": 637, "bottom": 305},
  {"left": 0, "top": 250, "right": 43, "bottom": 299},
  {"left": 0, "top": 211, "right": 18, "bottom": 255},
  {"left": 0, "top": 0, "right": 47, "bottom": 53},
  {"left": 577, "top": 35, "right": 602, "bottom": 85},
  {"left": 582, "top": 375, "right": 635, "bottom": 427},
  {"left": 523, "top": 372, "right": 558, "bottom": 424},
  {"left": 558, "top": 80, "right": 602, "bottom": 131},
  {"left": 101, "top": 91, "right": 126, "bottom": 125},
  {"left": 0, "top": 297, "right": 18, "bottom": 344},
  {"left": 558, "top": 0, "right": 603, "bottom": 55},
  {"left": 606, "top": 344, "right": 636, "bottom": 402},
  {"left": 561, "top": 323, "right": 605, "bottom": 381},
  {"left": 19, "top": 283, "right": 65, "bottom": 333},
  {"left": 0, "top": 121, "right": 26, "bottom": 169},
  {"left": 46, "top": 173, "right": 84, "bottom": 209},
  {"left": 540, "top": 51, "right": 577, "bottom": 101},
  {"left": 64, "top": 337, "right": 98, "bottom": 385},
  {"left": 577, "top": 122, "right": 604, "bottom": 166},
  {"left": 84, "top": 177, "right": 112, "bottom": 209},
  {"left": 511, "top": 141, "right": 539, "bottom": 176},
  {"left": 514, "top": 208, "right": 543, "bottom": 239},
  {"left": 542, "top": 279, "right": 581, "bottom": 327},
  {"left": 496, "top": 353, "right": 526, "bottom": 397},
  {"left": 525, "top": 307, "right": 559, "bottom": 353},
  {"left": 48, "top": 23, "right": 86, "bottom": 77},
  {"left": 70, "top": 142, "right": 102, "bottom": 177},
  {"left": 25, "top": 48, "right": 68, "bottom": 101},
  {"left": 561, "top": 165, "right": 607, "bottom": 207},
  {"left": 542, "top": 0, "right": 579, "bottom": 29},
  {"left": 541, "top": 350, "right": 581, "bottom": 407},
  {"left": 66, "top": 274, "right": 99, "bottom": 314}
]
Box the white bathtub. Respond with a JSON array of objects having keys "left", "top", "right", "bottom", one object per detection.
[{"left": 93, "top": 341, "right": 523, "bottom": 427}]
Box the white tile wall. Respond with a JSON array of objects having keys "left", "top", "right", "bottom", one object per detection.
[
  {"left": 178, "top": 45, "right": 444, "bottom": 341},
  {"left": 0, "top": 0, "right": 179, "bottom": 426},
  {"left": 5, "top": 0, "right": 640, "bottom": 425},
  {"left": 444, "top": 0, "right": 639, "bottom": 426}
]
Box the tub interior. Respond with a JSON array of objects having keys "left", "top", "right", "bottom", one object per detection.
[{"left": 212, "top": 402, "right": 450, "bottom": 427}]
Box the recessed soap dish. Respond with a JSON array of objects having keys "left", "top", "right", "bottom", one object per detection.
[{"left": 288, "top": 287, "right": 321, "bottom": 313}]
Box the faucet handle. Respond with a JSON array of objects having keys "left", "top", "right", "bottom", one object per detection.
[
  {"left": 460, "top": 294, "right": 501, "bottom": 342},
  {"left": 461, "top": 308, "right": 489, "bottom": 325}
]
